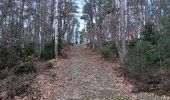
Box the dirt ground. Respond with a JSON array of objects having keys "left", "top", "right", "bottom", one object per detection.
[{"left": 27, "top": 45, "right": 170, "bottom": 100}]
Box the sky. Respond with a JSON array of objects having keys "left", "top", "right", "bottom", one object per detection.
[
  {"left": 71, "top": 0, "right": 85, "bottom": 43},
  {"left": 76, "top": 0, "right": 85, "bottom": 31}
]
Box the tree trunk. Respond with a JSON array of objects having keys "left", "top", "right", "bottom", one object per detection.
[
  {"left": 19, "top": 0, "right": 25, "bottom": 45},
  {"left": 120, "top": 0, "right": 127, "bottom": 65},
  {"left": 54, "top": 0, "right": 59, "bottom": 58}
]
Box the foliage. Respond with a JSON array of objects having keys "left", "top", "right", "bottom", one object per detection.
[
  {"left": 0, "top": 46, "right": 9, "bottom": 58},
  {"left": 82, "top": 3, "right": 93, "bottom": 15},
  {"left": 126, "top": 21, "right": 170, "bottom": 73},
  {"left": 158, "top": 38, "right": 170, "bottom": 67},
  {"left": 0, "top": 46, "right": 19, "bottom": 70},
  {"left": 0, "top": 62, "right": 7, "bottom": 70},
  {"left": 0, "top": 43, "right": 36, "bottom": 71},
  {"left": 126, "top": 41, "right": 159, "bottom": 72},
  {"left": 101, "top": 47, "right": 112, "bottom": 60},
  {"left": 14, "top": 63, "right": 37, "bottom": 75},
  {"left": 125, "top": 20, "right": 170, "bottom": 94},
  {"left": 100, "top": 42, "right": 118, "bottom": 60},
  {"left": 41, "top": 44, "right": 54, "bottom": 60},
  {"left": 160, "top": 17, "right": 170, "bottom": 41},
  {"left": 17, "top": 43, "right": 35, "bottom": 57},
  {"left": 80, "top": 32, "right": 84, "bottom": 44},
  {"left": 0, "top": 46, "right": 9, "bottom": 70},
  {"left": 141, "top": 22, "right": 159, "bottom": 44}
]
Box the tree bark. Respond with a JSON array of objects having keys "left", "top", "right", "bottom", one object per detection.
[{"left": 54, "top": 0, "right": 59, "bottom": 58}]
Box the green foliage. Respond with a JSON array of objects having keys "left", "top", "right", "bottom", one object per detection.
[
  {"left": 17, "top": 43, "right": 35, "bottom": 57},
  {"left": 126, "top": 41, "right": 159, "bottom": 72},
  {"left": 126, "top": 21, "right": 170, "bottom": 73},
  {"left": 0, "top": 62, "right": 6, "bottom": 70},
  {"left": 0, "top": 43, "right": 36, "bottom": 71},
  {"left": 141, "top": 22, "right": 159, "bottom": 45},
  {"left": 83, "top": 3, "right": 93, "bottom": 15},
  {"left": 161, "top": 16, "right": 170, "bottom": 38},
  {"left": 41, "top": 44, "right": 54, "bottom": 60},
  {"left": 110, "top": 43, "right": 118, "bottom": 54},
  {"left": 80, "top": 31, "right": 84, "bottom": 44},
  {"left": 0, "top": 46, "right": 9, "bottom": 58},
  {"left": 158, "top": 38, "right": 170, "bottom": 67},
  {"left": 24, "top": 63, "right": 37, "bottom": 73},
  {"left": 101, "top": 47, "right": 113, "bottom": 60},
  {"left": 14, "top": 63, "right": 37, "bottom": 75},
  {"left": 100, "top": 42, "right": 118, "bottom": 60},
  {"left": 9, "top": 21, "right": 20, "bottom": 38},
  {"left": 22, "top": 43, "right": 35, "bottom": 56},
  {"left": 0, "top": 46, "right": 10, "bottom": 70}
]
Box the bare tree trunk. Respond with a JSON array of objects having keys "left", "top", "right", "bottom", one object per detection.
[
  {"left": 90, "top": 16, "right": 95, "bottom": 49},
  {"left": 35, "top": 0, "right": 41, "bottom": 58},
  {"left": 119, "top": 0, "right": 127, "bottom": 65},
  {"left": 67, "top": 22, "right": 71, "bottom": 46},
  {"left": 51, "top": 0, "right": 55, "bottom": 58},
  {"left": 58, "top": 1, "right": 63, "bottom": 54},
  {"left": 19, "top": 0, "right": 25, "bottom": 45},
  {"left": 54, "top": 0, "right": 59, "bottom": 58}
]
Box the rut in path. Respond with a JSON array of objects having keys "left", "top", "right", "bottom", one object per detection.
[{"left": 34, "top": 45, "right": 169, "bottom": 100}]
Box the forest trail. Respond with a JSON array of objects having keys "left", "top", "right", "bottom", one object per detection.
[{"left": 34, "top": 45, "right": 169, "bottom": 100}]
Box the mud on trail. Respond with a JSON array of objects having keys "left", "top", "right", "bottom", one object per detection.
[{"left": 31, "top": 45, "right": 169, "bottom": 100}]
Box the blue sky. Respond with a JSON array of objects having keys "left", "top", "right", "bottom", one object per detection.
[{"left": 76, "top": 0, "right": 85, "bottom": 31}]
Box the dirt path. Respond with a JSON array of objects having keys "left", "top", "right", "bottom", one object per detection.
[{"left": 33, "top": 45, "right": 170, "bottom": 100}]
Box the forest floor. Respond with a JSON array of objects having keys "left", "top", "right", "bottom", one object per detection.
[{"left": 10, "top": 45, "right": 170, "bottom": 100}]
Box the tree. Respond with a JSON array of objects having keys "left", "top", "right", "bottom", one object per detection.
[{"left": 54, "top": 0, "right": 59, "bottom": 57}]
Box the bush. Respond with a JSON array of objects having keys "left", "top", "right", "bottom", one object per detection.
[
  {"left": 126, "top": 22, "right": 170, "bottom": 73},
  {"left": 14, "top": 63, "right": 37, "bottom": 75},
  {"left": 0, "top": 46, "right": 9, "bottom": 70},
  {"left": 41, "top": 44, "right": 54, "bottom": 60},
  {"left": 101, "top": 47, "right": 113, "bottom": 60},
  {"left": 0, "top": 44, "right": 36, "bottom": 71},
  {"left": 22, "top": 43, "right": 35, "bottom": 56},
  {"left": 0, "top": 46, "right": 9, "bottom": 58},
  {"left": 100, "top": 42, "right": 118, "bottom": 60},
  {"left": 0, "top": 63, "right": 6, "bottom": 70},
  {"left": 158, "top": 38, "right": 170, "bottom": 68},
  {"left": 126, "top": 41, "right": 159, "bottom": 73},
  {"left": 110, "top": 42, "right": 118, "bottom": 55},
  {"left": 17, "top": 43, "right": 35, "bottom": 57},
  {"left": 141, "top": 22, "right": 159, "bottom": 45}
]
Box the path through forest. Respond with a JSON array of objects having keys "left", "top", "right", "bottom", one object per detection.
[{"left": 33, "top": 45, "right": 169, "bottom": 100}]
